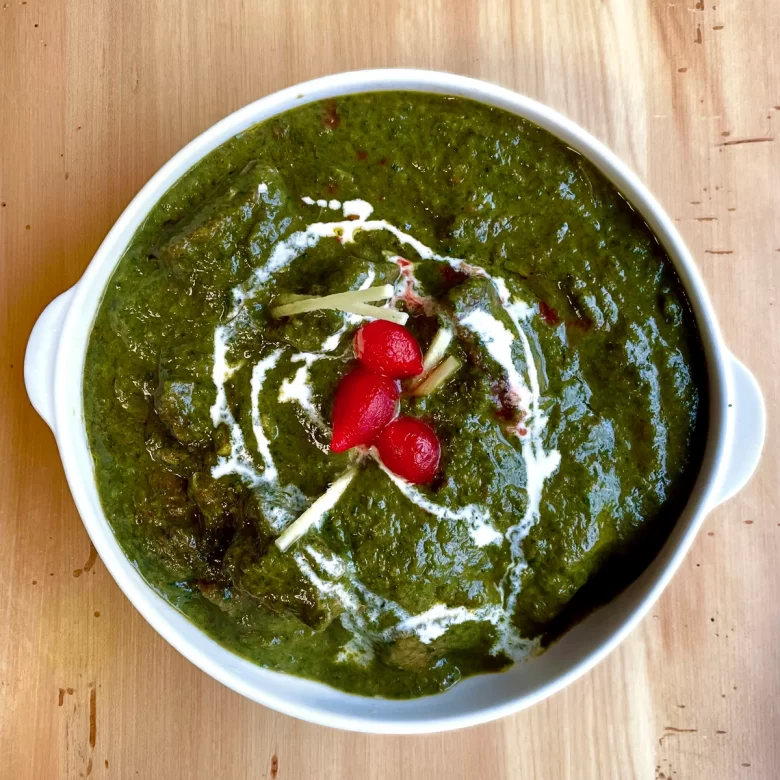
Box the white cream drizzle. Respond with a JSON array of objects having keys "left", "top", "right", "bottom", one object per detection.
[
  {"left": 460, "top": 309, "right": 534, "bottom": 411},
  {"left": 207, "top": 190, "right": 560, "bottom": 661},
  {"left": 456, "top": 282, "right": 562, "bottom": 621},
  {"left": 250, "top": 349, "right": 283, "bottom": 482},
  {"left": 374, "top": 454, "right": 503, "bottom": 548},
  {"left": 210, "top": 422, "right": 261, "bottom": 484},
  {"left": 305, "top": 544, "right": 346, "bottom": 578},
  {"left": 319, "top": 330, "right": 345, "bottom": 354},
  {"left": 209, "top": 326, "right": 237, "bottom": 429},
  {"left": 470, "top": 520, "right": 505, "bottom": 548},
  {"left": 387, "top": 255, "right": 438, "bottom": 314},
  {"left": 210, "top": 326, "right": 264, "bottom": 484},
  {"left": 385, "top": 603, "right": 504, "bottom": 645},
  {"left": 295, "top": 542, "right": 537, "bottom": 661},
  {"left": 239, "top": 198, "right": 472, "bottom": 295},
  {"left": 278, "top": 352, "right": 330, "bottom": 433}
]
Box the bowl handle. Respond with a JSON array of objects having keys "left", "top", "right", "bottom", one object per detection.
[
  {"left": 712, "top": 350, "right": 766, "bottom": 507},
  {"left": 24, "top": 287, "right": 76, "bottom": 433}
]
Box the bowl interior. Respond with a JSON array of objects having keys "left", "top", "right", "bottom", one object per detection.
[{"left": 51, "top": 70, "right": 729, "bottom": 733}]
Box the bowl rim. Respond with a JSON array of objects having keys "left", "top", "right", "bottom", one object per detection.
[{"left": 45, "top": 68, "right": 732, "bottom": 733}]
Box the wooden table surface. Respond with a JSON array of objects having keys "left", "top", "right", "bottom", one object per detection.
[{"left": 2, "top": 1, "right": 778, "bottom": 777}]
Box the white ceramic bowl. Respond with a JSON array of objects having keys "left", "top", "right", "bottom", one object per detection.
[{"left": 25, "top": 69, "right": 765, "bottom": 733}]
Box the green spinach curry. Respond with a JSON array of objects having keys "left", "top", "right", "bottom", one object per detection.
[{"left": 84, "top": 93, "right": 706, "bottom": 698}]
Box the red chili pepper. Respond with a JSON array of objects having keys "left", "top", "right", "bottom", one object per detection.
[
  {"left": 330, "top": 369, "right": 399, "bottom": 453},
  {"left": 375, "top": 417, "right": 441, "bottom": 484},
  {"left": 353, "top": 321, "right": 424, "bottom": 379}
]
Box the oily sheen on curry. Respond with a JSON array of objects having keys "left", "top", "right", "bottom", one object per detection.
[{"left": 83, "top": 93, "right": 705, "bottom": 698}]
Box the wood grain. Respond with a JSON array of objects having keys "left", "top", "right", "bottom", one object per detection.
[{"left": 1, "top": 1, "right": 778, "bottom": 777}]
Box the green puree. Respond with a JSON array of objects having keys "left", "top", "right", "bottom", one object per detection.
[{"left": 83, "top": 93, "right": 706, "bottom": 698}]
